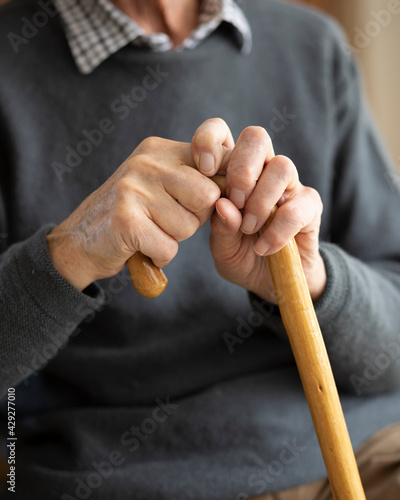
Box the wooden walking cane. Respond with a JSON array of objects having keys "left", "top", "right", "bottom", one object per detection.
[{"left": 127, "top": 175, "right": 366, "bottom": 500}]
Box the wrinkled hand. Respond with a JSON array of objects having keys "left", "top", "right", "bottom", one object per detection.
[
  {"left": 192, "top": 118, "right": 326, "bottom": 304},
  {"left": 47, "top": 128, "right": 225, "bottom": 291}
]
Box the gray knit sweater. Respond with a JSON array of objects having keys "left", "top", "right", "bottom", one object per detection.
[{"left": 0, "top": 0, "right": 400, "bottom": 499}]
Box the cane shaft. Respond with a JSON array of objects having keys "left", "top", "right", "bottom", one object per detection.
[
  {"left": 127, "top": 176, "right": 365, "bottom": 498},
  {"left": 267, "top": 234, "right": 365, "bottom": 499}
]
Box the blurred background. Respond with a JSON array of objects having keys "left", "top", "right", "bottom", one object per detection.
[
  {"left": 0, "top": 0, "right": 399, "bottom": 167},
  {"left": 296, "top": 0, "right": 400, "bottom": 169},
  {"left": 0, "top": 0, "right": 399, "bottom": 483}
]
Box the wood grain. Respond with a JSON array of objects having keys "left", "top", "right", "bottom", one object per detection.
[
  {"left": 128, "top": 176, "right": 365, "bottom": 498},
  {"left": 265, "top": 218, "right": 365, "bottom": 499}
]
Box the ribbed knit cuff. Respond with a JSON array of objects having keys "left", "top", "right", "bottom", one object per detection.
[
  {"left": 0, "top": 225, "right": 106, "bottom": 394},
  {"left": 12, "top": 224, "right": 105, "bottom": 326},
  {"left": 314, "top": 242, "right": 351, "bottom": 329}
]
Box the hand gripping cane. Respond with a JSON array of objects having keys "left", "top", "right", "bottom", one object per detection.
[{"left": 127, "top": 174, "right": 365, "bottom": 500}]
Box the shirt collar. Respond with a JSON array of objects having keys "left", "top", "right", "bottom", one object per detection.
[{"left": 53, "top": 0, "right": 252, "bottom": 75}]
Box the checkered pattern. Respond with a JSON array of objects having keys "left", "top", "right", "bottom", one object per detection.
[{"left": 53, "top": 0, "right": 252, "bottom": 74}]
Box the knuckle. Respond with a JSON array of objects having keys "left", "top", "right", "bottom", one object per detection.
[
  {"left": 273, "top": 154, "right": 290, "bottom": 167},
  {"left": 202, "top": 181, "right": 221, "bottom": 206},
  {"left": 252, "top": 188, "right": 275, "bottom": 209},
  {"left": 256, "top": 199, "right": 275, "bottom": 219},
  {"left": 193, "top": 118, "right": 229, "bottom": 147},
  {"left": 193, "top": 117, "right": 228, "bottom": 142},
  {"left": 239, "top": 163, "right": 256, "bottom": 180},
  {"left": 272, "top": 155, "right": 298, "bottom": 182},
  {"left": 173, "top": 216, "right": 199, "bottom": 242},
  {"left": 115, "top": 176, "right": 135, "bottom": 198},
  {"left": 183, "top": 217, "right": 200, "bottom": 239},
  {"left": 281, "top": 204, "right": 303, "bottom": 228},
  {"left": 192, "top": 130, "right": 212, "bottom": 150},
  {"left": 129, "top": 153, "right": 164, "bottom": 180},
  {"left": 230, "top": 165, "right": 257, "bottom": 189},
  {"left": 304, "top": 186, "right": 323, "bottom": 212},
  {"left": 210, "top": 117, "right": 228, "bottom": 127},
  {"left": 115, "top": 176, "right": 149, "bottom": 213},
  {"left": 160, "top": 241, "right": 178, "bottom": 262},
  {"left": 129, "top": 225, "right": 146, "bottom": 254},
  {"left": 126, "top": 153, "right": 149, "bottom": 173},
  {"left": 140, "top": 136, "right": 163, "bottom": 151},
  {"left": 242, "top": 125, "right": 270, "bottom": 144},
  {"left": 204, "top": 117, "right": 228, "bottom": 130},
  {"left": 191, "top": 178, "right": 220, "bottom": 212},
  {"left": 269, "top": 230, "right": 286, "bottom": 250},
  {"left": 272, "top": 165, "right": 289, "bottom": 186}
]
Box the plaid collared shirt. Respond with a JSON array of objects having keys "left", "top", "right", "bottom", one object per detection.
[{"left": 53, "top": 0, "right": 252, "bottom": 74}]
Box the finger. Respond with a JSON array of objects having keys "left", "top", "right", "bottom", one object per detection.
[
  {"left": 240, "top": 155, "right": 300, "bottom": 235},
  {"left": 209, "top": 198, "right": 243, "bottom": 261},
  {"left": 145, "top": 187, "right": 203, "bottom": 243},
  {"left": 212, "top": 197, "right": 243, "bottom": 234},
  {"left": 134, "top": 138, "right": 196, "bottom": 169},
  {"left": 162, "top": 164, "right": 221, "bottom": 225},
  {"left": 192, "top": 118, "right": 235, "bottom": 176},
  {"left": 226, "top": 126, "right": 275, "bottom": 210},
  {"left": 129, "top": 215, "right": 179, "bottom": 269},
  {"left": 253, "top": 187, "right": 323, "bottom": 256}
]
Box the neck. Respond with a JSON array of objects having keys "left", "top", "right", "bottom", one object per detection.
[{"left": 111, "top": 0, "right": 200, "bottom": 46}]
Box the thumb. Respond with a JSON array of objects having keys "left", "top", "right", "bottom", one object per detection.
[
  {"left": 192, "top": 118, "right": 234, "bottom": 177},
  {"left": 210, "top": 198, "right": 243, "bottom": 262}
]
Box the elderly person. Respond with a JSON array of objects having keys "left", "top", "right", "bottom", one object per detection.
[{"left": 0, "top": 0, "right": 399, "bottom": 498}]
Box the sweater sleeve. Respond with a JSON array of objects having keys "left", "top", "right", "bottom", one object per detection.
[
  {"left": 312, "top": 36, "right": 400, "bottom": 395},
  {"left": 0, "top": 222, "right": 105, "bottom": 399},
  {"left": 0, "top": 99, "right": 107, "bottom": 401}
]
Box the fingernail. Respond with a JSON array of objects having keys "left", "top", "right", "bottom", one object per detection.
[
  {"left": 199, "top": 152, "right": 215, "bottom": 174},
  {"left": 230, "top": 188, "right": 246, "bottom": 209},
  {"left": 254, "top": 239, "right": 270, "bottom": 256},
  {"left": 241, "top": 213, "right": 258, "bottom": 234},
  {"left": 215, "top": 206, "right": 226, "bottom": 223}
]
